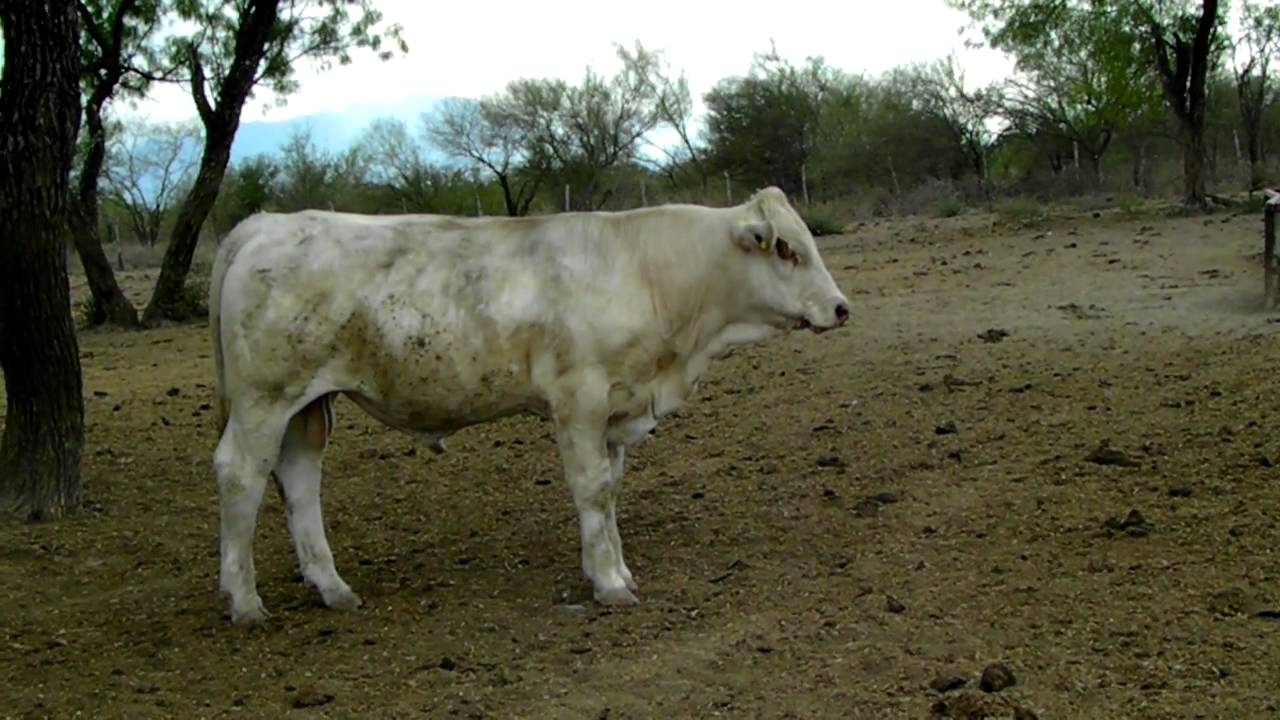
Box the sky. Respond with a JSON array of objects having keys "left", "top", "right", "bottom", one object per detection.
[{"left": 122, "top": 0, "right": 1016, "bottom": 133}]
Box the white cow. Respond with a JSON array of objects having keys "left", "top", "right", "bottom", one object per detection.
[{"left": 209, "top": 186, "right": 850, "bottom": 625}]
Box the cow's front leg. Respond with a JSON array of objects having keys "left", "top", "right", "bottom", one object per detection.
[
  {"left": 557, "top": 422, "right": 638, "bottom": 606},
  {"left": 607, "top": 442, "right": 638, "bottom": 593}
]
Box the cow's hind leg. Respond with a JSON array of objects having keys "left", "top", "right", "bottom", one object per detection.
[
  {"left": 275, "top": 394, "right": 362, "bottom": 612},
  {"left": 216, "top": 405, "right": 290, "bottom": 625},
  {"left": 606, "top": 442, "right": 638, "bottom": 593}
]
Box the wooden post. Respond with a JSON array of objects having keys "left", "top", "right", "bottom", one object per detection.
[
  {"left": 1265, "top": 189, "right": 1280, "bottom": 310},
  {"left": 401, "top": 197, "right": 408, "bottom": 213},
  {"left": 801, "top": 163, "right": 810, "bottom": 207},
  {"left": 475, "top": 192, "right": 483, "bottom": 216},
  {"left": 640, "top": 178, "right": 647, "bottom": 207},
  {"left": 564, "top": 184, "right": 571, "bottom": 212},
  {"left": 724, "top": 171, "right": 731, "bottom": 206}
]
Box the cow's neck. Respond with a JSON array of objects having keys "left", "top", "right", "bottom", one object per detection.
[{"left": 659, "top": 289, "right": 776, "bottom": 416}]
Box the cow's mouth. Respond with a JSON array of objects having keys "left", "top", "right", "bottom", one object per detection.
[{"left": 792, "top": 316, "right": 832, "bottom": 334}]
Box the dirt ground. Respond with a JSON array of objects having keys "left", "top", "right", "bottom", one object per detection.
[{"left": 3, "top": 206, "right": 1280, "bottom": 720}]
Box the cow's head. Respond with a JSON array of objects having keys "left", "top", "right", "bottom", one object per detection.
[{"left": 730, "top": 187, "right": 850, "bottom": 334}]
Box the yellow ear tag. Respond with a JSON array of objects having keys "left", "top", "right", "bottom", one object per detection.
[{"left": 757, "top": 236, "right": 770, "bottom": 251}]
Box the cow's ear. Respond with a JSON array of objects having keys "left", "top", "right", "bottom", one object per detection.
[{"left": 732, "top": 220, "right": 776, "bottom": 253}]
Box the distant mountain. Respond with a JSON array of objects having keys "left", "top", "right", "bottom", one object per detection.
[{"left": 229, "top": 93, "right": 450, "bottom": 164}]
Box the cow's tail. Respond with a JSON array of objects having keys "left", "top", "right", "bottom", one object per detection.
[{"left": 209, "top": 215, "right": 259, "bottom": 439}]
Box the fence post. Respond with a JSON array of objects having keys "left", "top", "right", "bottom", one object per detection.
[
  {"left": 640, "top": 178, "right": 647, "bottom": 207},
  {"left": 1265, "top": 189, "right": 1280, "bottom": 310},
  {"left": 401, "top": 197, "right": 408, "bottom": 213},
  {"left": 724, "top": 171, "right": 731, "bottom": 206},
  {"left": 476, "top": 192, "right": 484, "bottom": 216},
  {"left": 564, "top": 184, "right": 571, "bottom": 212},
  {"left": 801, "top": 163, "right": 810, "bottom": 207}
]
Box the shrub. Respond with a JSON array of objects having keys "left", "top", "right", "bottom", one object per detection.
[
  {"left": 994, "top": 198, "right": 1049, "bottom": 229},
  {"left": 802, "top": 207, "right": 845, "bottom": 237},
  {"left": 935, "top": 199, "right": 966, "bottom": 218}
]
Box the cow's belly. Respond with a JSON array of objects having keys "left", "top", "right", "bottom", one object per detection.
[
  {"left": 343, "top": 389, "right": 541, "bottom": 435},
  {"left": 333, "top": 340, "right": 548, "bottom": 438}
]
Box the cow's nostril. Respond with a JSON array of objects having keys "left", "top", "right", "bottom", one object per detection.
[{"left": 834, "top": 303, "right": 850, "bottom": 324}]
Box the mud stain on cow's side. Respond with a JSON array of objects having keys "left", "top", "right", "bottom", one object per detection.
[
  {"left": 376, "top": 242, "right": 413, "bottom": 272},
  {"left": 333, "top": 307, "right": 400, "bottom": 402}
]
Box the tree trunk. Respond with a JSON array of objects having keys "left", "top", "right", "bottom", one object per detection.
[
  {"left": 1247, "top": 126, "right": 1265, "bottom": 190},
  {"left": 142, "top": 126, "right": 233, "bottom": 325},
  {"left": 0, "top": 0, "right": 87, "bottom": 520},
  {"left": 1132, "top": 139, "right": 1149, "bottom": 193},
  {"left": 1088, "top": 155, "right": 1104, "bottom": 188},
  {"left": 497, "top": 173, "right": 519, "bottom": 216},
  {"left": 1182, "top": 121, "right": 1209, "bottom": 208},
  {"left": 141, "top": 0, "right": 280, "bottom": 326},
  {"left": 71, "top": 98, "right": 138, "bottom": 327}
]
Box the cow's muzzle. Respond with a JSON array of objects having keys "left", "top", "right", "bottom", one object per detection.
[{"left": 796, "top": 301, "right": 850, "bottom": 334}]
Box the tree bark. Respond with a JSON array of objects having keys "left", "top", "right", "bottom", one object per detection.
[
  {"left": 141, "top": 125, "right": 234, "bottom": 324},
  {"left": 1131, "top": 138, "right": 1149, "bottom": 193},
  {"left": 72, "top": 94, "right": 139, "bottom": 327},
  {"left": 1244, "top": 110, "right": 1266, "bottom": 190},
  {"left": 1182, "top": 122, "right": 1208, "bottom": 205},
  {"left": 0, "top": 0, "right": 87, "bottom": 520}
]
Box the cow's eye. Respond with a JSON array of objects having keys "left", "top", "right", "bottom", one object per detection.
[{"left": 775, "top": 238, "right": 799, "bottom": 265}]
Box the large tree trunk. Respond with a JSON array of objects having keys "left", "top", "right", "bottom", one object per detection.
[
  {"left": 0, "top": 0, "right": 87, "bottom": 520},
  {"left": 1181, "top": 121, "right": 1209, "bottom": 208},
  {"left": 141, "top": 126, "right": 233, "bottom": 325},
  {"left": 72, "top": 98, "right": 139, "bottom": 327}
]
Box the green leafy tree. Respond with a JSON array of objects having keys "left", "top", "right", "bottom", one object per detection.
[
  {"left": 977, "top": 2, "right": 1158, "bottom": 185},
  {"left": 703, "top": 48, "right": 841, "bottom": 199},
  {"left": 210, "top": 153, "right": 278, "bottom": 235},
  {"left": 950, "top": 0, "right": 1225, "bottom": 206},
  {"left": 142, "top": 0, "right": 406, "bottom": 324},
  {"left": 272, "top": 125, "right": 357, "bottom": 211},
  {"left": 499, "top": 41, "right": 670, "bottom": 210}
]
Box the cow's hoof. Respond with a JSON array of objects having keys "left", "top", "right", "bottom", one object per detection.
[
  {"left": 621, "top": 569, "right": 638, "bottom": 593},
  {"left": 229, "top": 596, "right": 268, "bottom": 626},
  {"left": 594, "top": 586, "right": 639, "bottom": 606},
  {"left": 322, "top": 587, "right": 363, "bottom": 611}
]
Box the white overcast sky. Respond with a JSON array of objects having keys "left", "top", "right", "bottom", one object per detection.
[{"left": 125, "top": 0, "right": 1015, "bottom": 126}]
